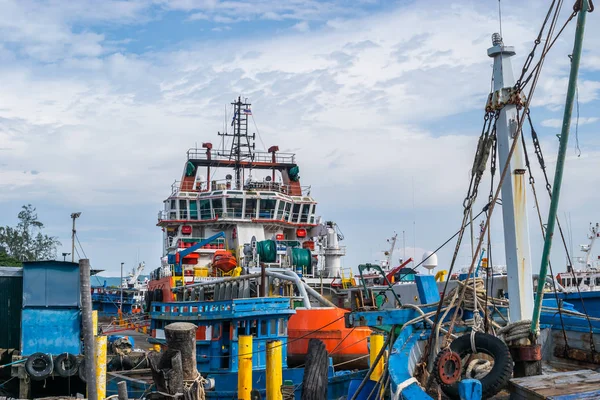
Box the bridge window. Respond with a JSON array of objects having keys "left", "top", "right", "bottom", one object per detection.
[
  {"left": 189, "top": 200, "right": 198, "bottom": 220},
  {"left": 179, "top": 200, "right": 188, "bottom": 219},
  {"left": 212, "top": 198, "right": 223, "bottom": 218},
  {"left": 291, "top": 204, "right": 301, "bottom": 223},
  {"left": 300, "top": 204, "right": 310, "bottom": 223},
  {"left": 228, "top": 198, "right": 243, "bottom": 218},
  {"left": 168, "top": 200, "right": 176, "bottom": 220},
  {"left": 245, "top": 199, "right": 257, "bottom": 219},
  {"left": 284, "top": 202, "right": 292, "bottom": 220},
  {"left": 259, "top": 199, "right": 277, "bottom": 219},
  {"left": 276, "top": 201, "right": 285, "bottom": 220},
  {"left": 200, "top": 200, "right": 211, "bottom": 220}
]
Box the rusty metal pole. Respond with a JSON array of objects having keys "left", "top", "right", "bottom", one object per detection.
[{"left": 80, "top": 258, "right": 98, "bottom": 400}]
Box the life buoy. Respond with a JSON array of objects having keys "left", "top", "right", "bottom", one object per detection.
[
  {"left": 434, "top": 332, "right": 512, "bottom": 399},
  {"left": 25, "top": 352, "right": 53, "bottom": 380},
  {"left": 54, "top": 353, "right": 79, "bottom": 377}
]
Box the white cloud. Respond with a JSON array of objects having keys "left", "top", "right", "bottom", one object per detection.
[
  {"left": 541, "top": 117, "right": 599, "bottom": 128},
  {"left": 292, "top": 21, "right": 310, "bottom": 32},
  {"left": 188, "top": 12, "right": 209, "bottom": 21},
  {"left": 2, "top": 0, "right": 600, "bottom": 271}
]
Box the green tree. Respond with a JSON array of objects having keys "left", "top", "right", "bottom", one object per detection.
[{"left": 0, "top": 204, "right": 61, "bottom": 262}]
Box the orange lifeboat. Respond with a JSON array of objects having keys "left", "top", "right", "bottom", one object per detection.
[
  {"left": 287, "top": 306, "right": 371, "bottom": 369},
  {"left": 212, "top": 250, "right": 237, "bottom": 273}
]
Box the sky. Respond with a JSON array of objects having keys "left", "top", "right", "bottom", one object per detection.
[{"left": 0, "top": 0, "right": 599, "bottom": 276}]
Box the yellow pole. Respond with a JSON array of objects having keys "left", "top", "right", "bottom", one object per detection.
[
  {"left": 238, "top": 335, "right": 253, "bottom": 400},
  {"left": 95, "top": 336, "right": 107, "bottom": 400},
  {"left": 369, "top": 333, "right": 385, "bottom": 381},
  {"left": 266, "top": 341, "right": 283, "bottom": 400},
  {"left": 92, "top": 310, "right": 98, "bottom": 336}
]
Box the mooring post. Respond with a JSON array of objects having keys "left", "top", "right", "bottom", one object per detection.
[
  {"left": 117, "top": 380, "right": 128, "bottom": 400},
  {"left": 164, "top": 322, "right": 198, "bottom": 380},
  {"left": 238, "top": 335, "right": 253, "bottom": 400},
  {"left": 92, "top": 310, "right": 98, "bottom": 336},
  {"left": 80, "top": 258, "right": 98, "bottom": 400},
  {"left": 266, "top": 340, "right": 283, "bottom": 400},
  {"left": 96, "top": 335, "right": 107, "bottom": 399},
  {"left": 369, "top": 333, "right": 385, "bottom": 382}
]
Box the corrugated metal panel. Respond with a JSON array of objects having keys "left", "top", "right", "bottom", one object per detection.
[
  {"left": 23, "top": 261, "right": 80, "bottom": 307},
  {"left": 21, "top": 308, "right": 81, "bottom": 355},
  {"left": 0, "top": 273, "right": 22, "bottom": 349}
]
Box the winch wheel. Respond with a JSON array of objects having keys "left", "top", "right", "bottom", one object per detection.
[
  {"left": 54, "top": 353, "right": 79, "bottom": 377},
  {"left": 25, "top": 352, "right": 54, "bottom": 380},
  {"left": 435, "top": 332, "right": 513, "bottom": 399}
]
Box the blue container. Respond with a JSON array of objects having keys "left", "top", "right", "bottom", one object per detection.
[
  {"left": 21, "top": 308, "right": 81, "bottom": 355},
  {"left": 348, "top": 378, "right": 380, "bottom": 400}
]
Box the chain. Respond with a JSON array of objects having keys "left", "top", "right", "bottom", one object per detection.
[
  {"left": 515, "top": 0, "right": 558, "bottom": 90},
  {"left": 419, "top": 111, "right": 498, "bottom": 376}
]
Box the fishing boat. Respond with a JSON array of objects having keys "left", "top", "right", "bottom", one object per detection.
[
  {"left": 146, "top": 97, "right": 370, "bottom": 368},
  {"left": 342, "top": 2, "right": 600, "bottom": 399},
  {"left": 92, "top": 262, "right": 148, "bottom": 319}
]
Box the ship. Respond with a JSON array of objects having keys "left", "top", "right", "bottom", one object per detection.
[
  {"left": 92, "top": 262, "right": 148, "bottom": 319},
  {"left": 146, "top": 96, "right": 370, "bottom": 368}
]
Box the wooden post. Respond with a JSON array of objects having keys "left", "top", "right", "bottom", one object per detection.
[
  {"left": 117, "top": 381, "right": 128, "bottom": 400},
  {"left": 80, "top": 259, "right": 98, "bottom": 400},
  {"left": 164, "top": 322, "right": 198, "bottom": 380},
  {"left": 96, "top": 336, "right": 107, "bottom": 400},
  {"left": 267, "top": 341, "right": 283, "bottom": 400},
  {"left": 238, "top": 335, "right": 253, "bottom": 400}
]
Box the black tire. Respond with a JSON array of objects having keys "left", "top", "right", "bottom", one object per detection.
[
  {"left": 25, "top": 353, "right": 53, "bottom": 381},
  {"left": 54, "top": 353, "right": 79, "bottom": 377},
  {"left": 301, "top": 339, "right": 328, "bottom": 400},
  {"left": 153, "top": 288, "right": 163, "bottom": 302},
  {"left": 78, "top": 359, "right": 86, "bottom": 382},
  {"left": 435, "top": 332, "right": 513, "bottom": 399}
]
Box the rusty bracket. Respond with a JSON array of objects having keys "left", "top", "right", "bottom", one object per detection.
[
  {"left": 510, "top": 344, "right": 542, "bottom": 361},
  {"left": 485, "top": 87, "right": 526, "bottom": 112}
]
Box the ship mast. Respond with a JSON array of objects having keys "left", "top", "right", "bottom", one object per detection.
[
  {"left": 219, "top": 97, "right": 256, "bottom": 189},
  {"left": 488, "top": 34, "right": 534, "bottom": 321}
]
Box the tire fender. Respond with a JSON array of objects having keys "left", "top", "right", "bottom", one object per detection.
[
  {"left": 25, "top": 352, "right": 53, "bottom": 381},
  {"left": 435, "top": 332, "right": 513, "bottom": 399},
  {"left": 54, "top": 352, "right": 79, "bottom": 377}
]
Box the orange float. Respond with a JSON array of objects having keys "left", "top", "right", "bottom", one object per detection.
[{"left": 287, "top": 306, "right": 371, "bottom": 369}]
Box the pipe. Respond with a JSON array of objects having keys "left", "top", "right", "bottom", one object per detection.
[
  {"left": 532, "top": 0, "right": 590, "bottom": 335},
  {"left": 370, "top": 333, "right": 385, "bottom": 382},
  {"left": 266, "top": 340, "right": 283, "bottom": 400},
  {"left": 80, "top": 259, "right": 98, "bottom": 400},
  {"left": 238, "top": 335, "right": 253, "bottom": 400},
  {"left": 265, "top": 270, "right": 311, "bottom": 308}
]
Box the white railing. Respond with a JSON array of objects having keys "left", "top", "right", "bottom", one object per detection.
[{"left": 187, "top": 148, "right": 296, "bottom": 165}]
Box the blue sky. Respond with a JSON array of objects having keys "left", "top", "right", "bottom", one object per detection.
[{"left": 1, "top": 0, "right": 599, "bottom": 276}]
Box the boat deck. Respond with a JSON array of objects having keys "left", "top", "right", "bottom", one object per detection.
[{"left": 509, "top": 369, "right": 600, "bottom": 399}]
